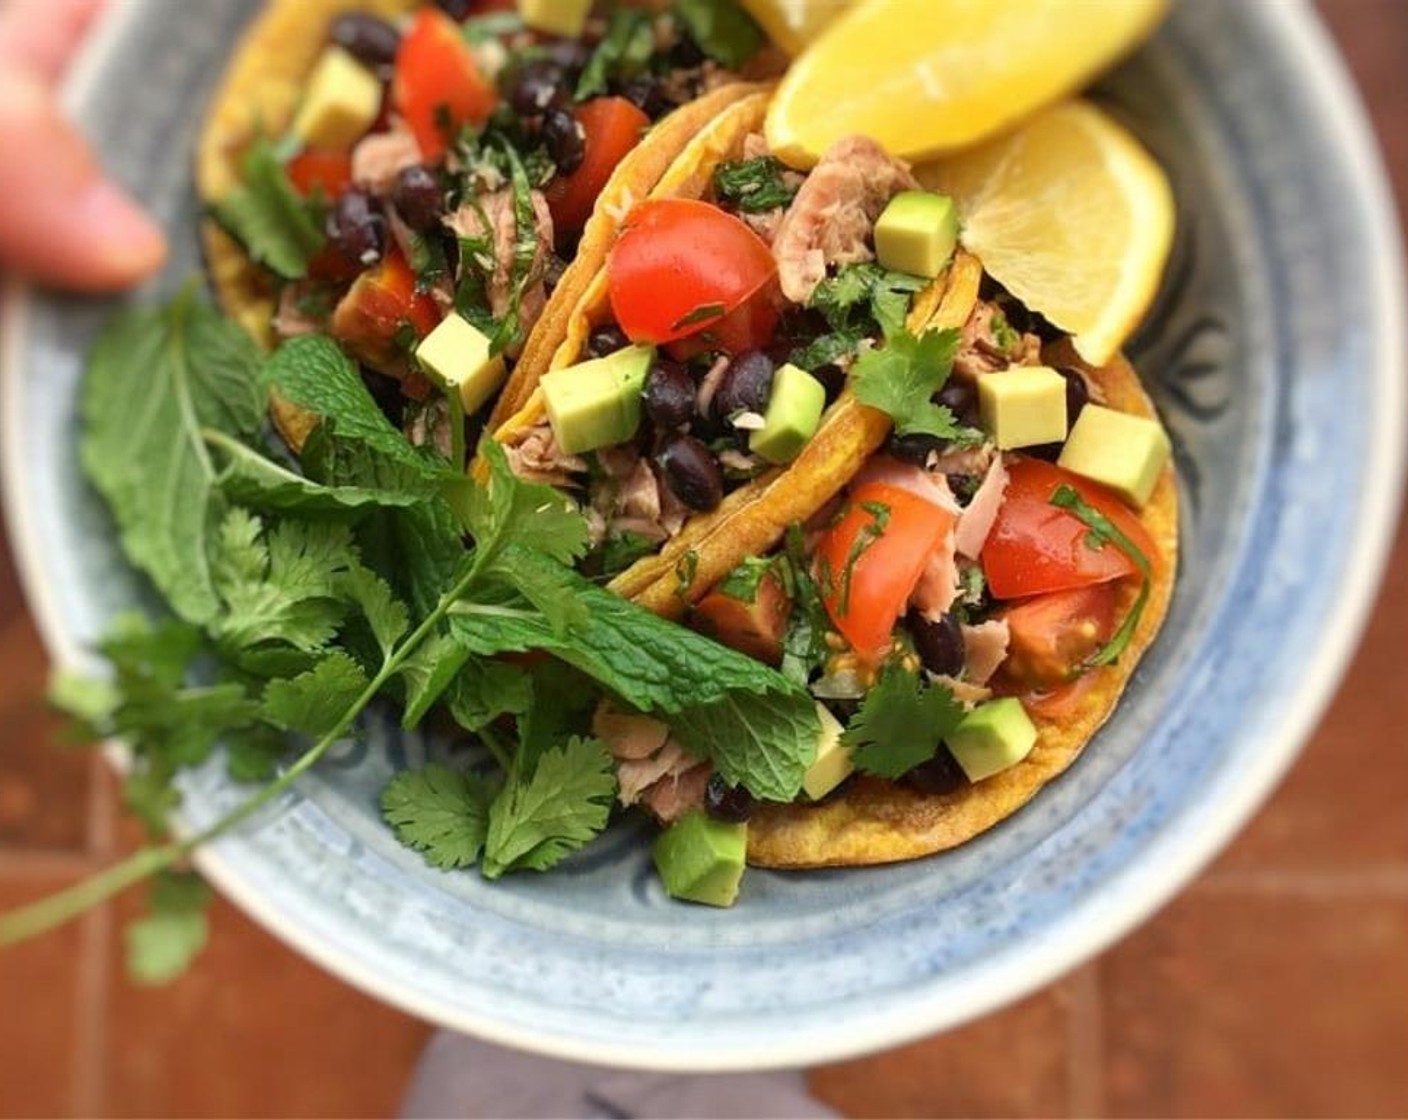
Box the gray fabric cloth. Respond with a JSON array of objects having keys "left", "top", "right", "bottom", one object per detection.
[{"left": 400, "top": 1030, "right": 839, "bottom": 1120}]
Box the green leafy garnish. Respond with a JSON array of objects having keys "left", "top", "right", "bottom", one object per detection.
[
  {"left": 125, "top": 872, "right": 212, "bottom": 986},
  {"left": 210, "top": 137, "right": 324, "bottom": 279},
  {"left": 674, "top": 0, "right": 765, "bottom": 68},
  {"left": 717, "top": 557, "right": 773, "bottom": 603},
  {"left": 713, "top": 156, "right": 798, "bottom": 214},
  {"left": 852, "top": 326, "right": 978, "bottom": 444},
  {"left": 792, "top": 264, "right": 929, "bottom": 372},
  {"left": 671, "top": 302, "right": 726, "bottom": 332},
  {"left": 576, "top": 7, "right": 655, "bottom": 99},
  {"left": 1049, "top": 484, "right": 1152, "bottom": 670},
  {"left": 842, "top": 666, "right": 965, "bottom": 779},
  {"left": 381, "top": 763, "right": 496, "bottom": 870}
]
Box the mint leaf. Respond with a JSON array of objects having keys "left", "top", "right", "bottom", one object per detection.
[
  {"left": 381, "top": 763, "right": 496, "bottom": 870},
  {"left": 670, "top": 689, "right": 820, "bottom": 801},
  {"left": 398, "top": 631, "right": 474, "bottom": 728},
  {"left": 675, "top": 0, "right": 764, "bottom": 68},
  {"left": 852, "top": 327, "right": 977, "bottom": 443},
  {"left": 446, "top": 656, "right": 533, "bottom": 733},
  {"left": 81, "top": 292, "right": 264, "bottom": 625},
  {"left": 125, "top": 871, "right": 211, "bottom": 985},
  {"left": 469, "top": 439, "right": 589, "bottom": 567},
  {"left": 516, "top": 661, "right": 599, "bottom": 773},
  {"left": 262, "top": 652, "right": 369, "bottom": 737},
  {"left": 481, "top": 737, "right": 616, "bottom": 878},
  {"left": 356, "top": 500, "right": 467, "bottom": 624},
  {"left": 210, "top": 137, "right": 324, "bottom": 279},
  {"left": 843, "top": 666, "right": 964, "bottom": 779}
]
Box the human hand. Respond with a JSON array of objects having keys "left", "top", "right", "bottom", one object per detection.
[{"left": 0, "top": 0, "right": 166, "bottom": 292}]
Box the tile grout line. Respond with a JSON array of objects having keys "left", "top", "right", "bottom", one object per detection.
[{"left": 1066, "top": 966, "right": 1105, "bottom": 1119}]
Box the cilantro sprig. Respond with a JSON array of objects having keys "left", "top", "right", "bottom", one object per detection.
[
  {"left": 842, "top": 666, "right": 965, "bottom": 779},
  {"left": 1049, "top": 484, "right": 1153, "bottom": 670}
]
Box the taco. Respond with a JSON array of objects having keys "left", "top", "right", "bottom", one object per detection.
[
  {"left": 195, "top": 0, "right": 776, "bottom": 452},
  {"left": 513, "top": 87, "right": 1178, "bottom": 867}
]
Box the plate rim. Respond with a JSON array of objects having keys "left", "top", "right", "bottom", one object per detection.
[{"left": 2, "top": 0, "right": 1403, "bottom": 1070}]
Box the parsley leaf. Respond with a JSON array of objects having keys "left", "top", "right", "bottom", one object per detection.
[
  {"left": 713, "top": 155, "right": 798, "bottom": 213},
  {"left": 852, "top": 327, "right": 978, "bottom": 443},
  {"left": 125, "top": 871, "right": 212, "bottom": 986},
  {"left": 843, "top": 666, "right": 965, "bottom": 779},
  {"left": 261, "top": 652, "right": 369, "bottom": 737},
  {"left": 575, "top": 7, "right": 654, "bottom": 100},
  {"left": 675, "top": 0, "right": 764, "bottom": 68},
  {"left": 381, "top": 763, "right": 496, "bottom": 870},
  {"left": 210, "top": 137, "right": 324, "bottom": 279},
  {"left": 81, "top": 292, "right": 264, "bottom": 625},
  {"left": 480, "top": 737, "right": 616, "bottom": 879}
]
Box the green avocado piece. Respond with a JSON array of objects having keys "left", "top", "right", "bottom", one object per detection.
[
  {"left": 801, "top": 703, "right": 852, "bottom": 800},
  {"left": 652, "top": 810, "right": 747, "bottom": 908},
  {"left": 518, "top": 0, "right": 592, "bottom": 38},
  {"left": 540, "top": 344, "right": 654, "bottom": 456},
  {"left": 977, "top": 365, "right": 1068, "bottom": 449},
  {"left": 945, "top": 698, "right": 1038, "bottom": 782},
  {"left": 750, "top": 362, "right": 826, "bottom": 465},
  {"left": 874, "top": 190, "right": 960, "bottom": 279},
  {"left": 1057, "top": 403, "right": 1171, "bottom": 508},
  {"left": 414, "top": 312, "right": 507, "bottom": 416}
]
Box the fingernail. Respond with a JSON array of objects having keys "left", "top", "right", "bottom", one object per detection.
[{"left": 75, "top": 179, "right": 167, "bottom": 279}]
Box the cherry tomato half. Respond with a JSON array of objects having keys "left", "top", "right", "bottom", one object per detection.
[
  {"left": 664, "top": 279, "right": 782, "bottom": 361},
  {"left": 981, "top": 458, "right": 1157, "bottom": 600},
  {"left": 330, "top": 245, "right": 441, "bottom": 374},
  {"left": 607, "top": 198, "right": 779, "bottom": 349},
  {"left": 817, "top": 482, "right": 956, "bottom": 662},
  {"left": 994, "top": 583, "right": 1120, "bottom": 693},
  {"left": 285, "top": 149, "right": 354, "bottom": 199},
  {"left": 545, "top": 96, "right": 650, "bottom": 236},
  {"left": 393, "top": 9, "right": 496, "bottom": 162}
]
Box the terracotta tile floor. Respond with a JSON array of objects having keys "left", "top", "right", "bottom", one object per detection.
[{"left": 3, "top": 2, "right": 1407, "bottom": 1116}]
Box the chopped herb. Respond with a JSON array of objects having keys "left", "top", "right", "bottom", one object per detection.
[
  {"left": 713, "top": 156, "right": 798, "bottom": 214},
  {"left": 990, "top": 310, "right": 1021, "bottom": 355},
  {"left": 576, "top": 7, "right": 655, "bottom": 100},
  {"left": 671, "top": 302, "right": 726, "bottom": 332},
  {"left": 778, "top": 525, "right": 830, "bottom": 686},
  {"left": 717, "top": 556, "right": 774, "bottom": 603},
  {"left": 210, "top": 137, "right": 324, "bottom": 280},
  {"left": 842, "top": 665, "right": 965, "bottom": 779},
  {"left": 599, "top": 531, "right": 658, "bottom": 579},
  {"left": 674, "top": 0, "right": 765, "bottom": 69},
  {"left": 461, "top": 11, "right": 523, "bottom": 43},
  {"left": 852, "top": 326, "right": 981, "bottom": 445},
  {"left": 1049, "top": 484, "right": 1152, "bottom": 670},
  {"left": 836, "top": 499, "right": 891, "bottom": 616},
  {"left": 675, "top": 549, "right": 700, "bottom": 596}
]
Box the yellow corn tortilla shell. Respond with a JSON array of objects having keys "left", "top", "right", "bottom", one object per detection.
[{"left": 746, "top": 344, "right": 1179, "bottom": 868}]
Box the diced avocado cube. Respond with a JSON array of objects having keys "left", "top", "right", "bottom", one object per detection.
[
  {"left": 977, "top": 366, "right": 1068, "bottom": 450},
  {"left": 518, "top": 0, "right": 592, "bottom": 37},
  {"left": 750, "top": 363, "right": 826, "bottom": 465},
  {"left": 801, "top": 703, "right": 852, "bottom": 801},
  {"left": 291, "top": 47, "right": 382, "bottom": 152},
  {"left": 415, "top": 313, "right": 507, "bottom": 416},
  {"left": 652, "top": 810, "right": 747, "bottom": 908},
  {"left": 540, "top": 345, "right": 655, "bottom": 455},
  {"left": 945, "top": 698, "right": 1038, "bottom": 782},
  {"left": 1057, "top": 403, "right": 1172, "bottom": 508},
  {"left": 874, "top": 191, "right": 961, "bottom": 279}
]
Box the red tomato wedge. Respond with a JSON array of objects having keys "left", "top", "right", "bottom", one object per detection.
[
  {"left": 691, "top": 569, "right": 791, "bottom": 667},
  {"left": 393, "top": 9, "right": 496, "bottom": 161},
  {"left": 664, "top": 280, "right": 782, "bottom": 361},
  {"left": 995, "top": 583, "right": 1120, "bottom": 692},
  {"left": 285, "top": 150, "right": 353, "bottom": 198},
  {"left": 545, "top": 97, "right": 650, "bottom": 236},
  {"left": 817, "top": 482, "right": 956, "bottom": 662},
  {"left": 330, "top": 245, "right": 441, "bottom": 371},
  {"left": 981, "top": 458, "right": 1156, "bottom": 600},
  {"left": 607, "top": 199, "right": 779, "bottom": 348}
]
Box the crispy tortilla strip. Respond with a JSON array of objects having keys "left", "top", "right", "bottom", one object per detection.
[
  {"left": 612, "top": 249, "right": 985, "bottom": 616},
  {"left": 746, "top": 347, "right": 1178, "bottom": 867}
]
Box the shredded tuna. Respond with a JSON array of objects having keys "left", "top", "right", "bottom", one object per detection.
[
  {"left": 930, "top": 673, "right": 992, "bottom": 705},
  {"left": 962, "top": 619, "right": 1011, "bottom": 686},
  {"left": 505, "top": 423, "right": 587, "bottom": 488},
  {"left": 742, "top": 207, "right": 786, "bottom": 245},
  {"left": 954, "top": 454, "right": 1010, "bottom": 559},
  {"left": 617, "top": 742, "right": 693, "bottom": 805},
  {"left": 594, "top": 704, "right": 671, "bottom": 762},
  {"left": 696, "top": 354, "right": 731, "bottom": 417},
  {"left": 594, "top": 701, "right": 711, "bottom": 818},
  {"left": 913, "top": 520, "right": 959, "bottom": 620},
  {"left": 718, "top": 447, "right": 760, "bottom": 475},
  {"left": 271, "top": 282, "right": 323, "bottom": 338},
  {"left": 640, "top": 761, "right": 712, "bottom": 824},
  {"left": 404, "top": 400, "right": 453, "bottom": 459},
  {"left": 444, "top": 189, "right": 554, "bottom": 353},
  {"left": 954, "top": 301, "right": 1043, "bottom": 380},
  {"left": 351, "top": 124, "right": 421, "bottom": 197},
  {"left": 931, "top": 444, "right": 994, "bottom": 477},
  {"left": 771, "top": 135, "right": 919, "bottom": 304},
  {"left": 853, "top": 455, "right": 960, "bottom": 513},
  {"left": 619, "top": 458, "right": 663, "bottom": 523},
  {"left": 742, "top": 132, "right": 770, "bottom": 161}
]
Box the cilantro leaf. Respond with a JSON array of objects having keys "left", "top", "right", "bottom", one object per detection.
[
  {"left": 481, "top": 737, "right": 616, "bottom": 878},
  {"left": 338, "top": 563, "right": 409, "bottom": 660},
  {"left": 713, "top": 156, "right": 798, "bottom": 214},
  {"left": 515, "top": 661, "right": 599, "bottom": 774},
  {"left": 209, "top": 137, "right": 324, "bottom": 279},
  {"left": 261, "top": 652, "right": 369, "bottom": 738},
  {"left": 575, "top": 7, "right": 654, "bottom": 100},
  {"left": 675, "top": 0, "right": 764, "bottom": 68},
  {"left": 398, "top": 631, "right": 475, "bottom": 728},
  {"left": 469, "top": 439, "right": 589, "bottom": 567},
  {"left": 810, "top": 263, "right": 929, "bottom": 341},
  {"left": 852, "top": 327, "right": 978, "bottom": 443},
  {"left": 125, "top": 871, "right": 212, "bottom": 985},
  {"left": 843, "top": 666, "right": 965, "bottom": 779},
  {"left": 81, "top": 292, "right": 264, "bottom": 625},
  {"left": 381, "top": 763, "right": 496, "bottom": 870}
]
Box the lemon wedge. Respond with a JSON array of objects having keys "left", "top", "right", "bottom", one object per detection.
[
  {"left": 916, "top": 99, "right": 1174, "bottom": 366},
  {"left": 765, "top": 0, "right": 1167, "bottom": 167},
  {"left": 739, "top": 0, "right": 849, "bottom": 56}
]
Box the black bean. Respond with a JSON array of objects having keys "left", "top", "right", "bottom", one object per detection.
[
  {"left": 617, "top": 76, "right": 673, "bottom": 120},
  {"left": 888, "top": 432, "right": 948, "bottom": 466},
  {"left": 360, "top": 365, "right": 406, "bottom": 427},
  {"left": 508, "top": 59, "right": 569, "bottom": 117},
  {"left": 434, "top": 0, "right": 474, "bottom": 19},
  {"left": 938, "top": 380, "right": 980, "bottom": 428},
  {"left": 391, "top": 165, "right": 444, "bottom": 232},
  {"left": 545, "top": 38, "right": 592, "bottom": 78},
  {"left": 542, "top": 106, "right": 586, "bottom": 174},
  {"left": 329, "top": 12, "right": 400, "bottom": 69},
  {"left": 1027, "top": 367, "right": 1091, "bottom": 461},
  {"left": 657, "top": 435, "right": 724, "bottom": 511},
  {"left": 712, "top": 350, "right": 775, "bottom": 420},
  {"left": 326, "top": 190, "right": 385, "bottom": 266},
  {"left": 704, "top": 773, "right": 755, "bottom": 822},
  {"left": 669, "top": 32, "right": 706, "bottom": 68},
  {"left": 812, "top": 363, "right": 846, "bottom": 404},
  {"left": 586, "top": 324, "right": 630, "bottom": 358},
  {"left": 643, "top": 358, "right": 696, "bottom": 431},
  {"left": 908, "top": 610, "right": 966, "bottom": 678},
  {"left": 903, "top": 748, "right": 969, "bottom": 795}
]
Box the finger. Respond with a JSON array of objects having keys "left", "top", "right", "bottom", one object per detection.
[
  {"left": 0, "top": 70, "right": 166, "bottom": 292},
  {"left": 0, "top": 0, "right": 106, "bottom": 86}
]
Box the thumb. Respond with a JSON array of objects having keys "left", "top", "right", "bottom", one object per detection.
[{"left": 0, "top": 69, "right": 167, "bottom": 292}]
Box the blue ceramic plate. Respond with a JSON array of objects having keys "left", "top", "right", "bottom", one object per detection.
[{"left": 3, "top": 0, "right": 1403, "bottom": 1069}]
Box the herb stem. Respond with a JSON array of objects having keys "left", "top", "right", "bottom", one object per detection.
[
  {"left": 477, "top": 724, "right": 513, "bottom": 772},
  {"left": 0, "top": 553, "right": 489, "bottom": 949}
]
